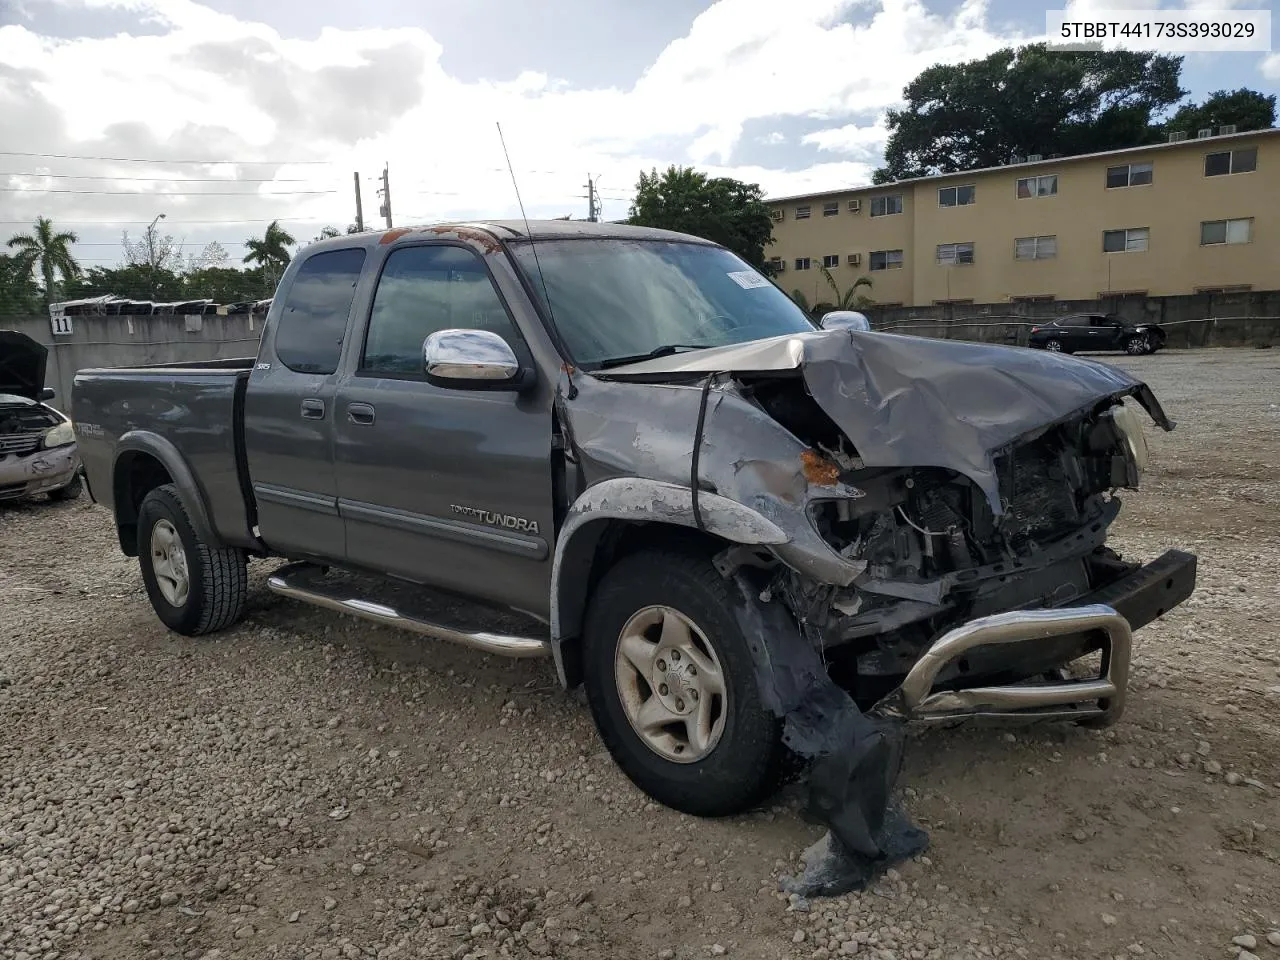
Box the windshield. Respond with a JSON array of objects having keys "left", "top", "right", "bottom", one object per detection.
[{"left": 507, "top": 239, "right": 815, "bottom": 367}]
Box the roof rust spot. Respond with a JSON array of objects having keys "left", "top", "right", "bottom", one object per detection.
[
  {"left": 378, "top": 228, "right": 411, "bottom": 245},
  {"left": 800, "top": 449, "right": 841, "bottom": 487},
  {"left": 425, "top": 224, "right": 502, "bottom": 254}
]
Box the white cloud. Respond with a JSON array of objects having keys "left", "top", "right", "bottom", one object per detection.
[
  {"left": 1262, "top": 52, "right": 1280, "bottom": 80},
  {"left": 1, "top": 0, "right": 1029, "bottom": 242},
  {"left": 801, "top": 118, "right": 891, "bottom": 159},
  {"left": 759, "top": 132, "right": 786, "bottom": 146}
]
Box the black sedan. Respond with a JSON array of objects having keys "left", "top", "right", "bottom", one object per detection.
[{"left": 1028, "top": 314, "right": 1166, "bottom": 355}]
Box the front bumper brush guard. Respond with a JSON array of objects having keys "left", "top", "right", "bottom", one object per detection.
[{"left": 873, "top": 604, "right": 1132, "bottom": 725}]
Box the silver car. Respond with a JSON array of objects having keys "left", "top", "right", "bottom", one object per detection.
[{"left": 0, "top": 331, "right": 82, "bottom": 503}]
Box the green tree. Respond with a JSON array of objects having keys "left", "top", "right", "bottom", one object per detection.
[
  {"left": 874, "top": 45, "right": 1186, "bottom": 182},
  {"left": 628, "top": 166, "right": 774, "bottom": 267},
  {"left": 183, "top": 266, "right": 264, "bottom": 304},
  {"left": 818, "top": 265, "right": 873, "bottom": 311},
  {"left": 64, "top": 264, "right": 185, "bottom": 302},
  {"left": 1165, "top": 88, "right": 1276, "bottom": 136},
  {"left": 313, "top": 225, "right": 341, "bottom": 242},
  {"left": 0, "top": 253, "right": 42, "bottom": 315},
  {"left": 243, "top": 220, "right": 296, "bottom": 294},
  {"left": 6, "top": 216, "right": 81, "bottom": 310}
]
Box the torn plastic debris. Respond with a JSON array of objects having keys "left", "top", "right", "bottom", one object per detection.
[{"left": 729, "top": 574, "right": 928, "bottom": 899}]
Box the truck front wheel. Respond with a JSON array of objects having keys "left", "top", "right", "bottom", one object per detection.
[
  {"left": 137, "top": 484, "right": 247, "bottom": 636},
  {"left": 581, "top": 547, "right": 787, "bottom": 817}
]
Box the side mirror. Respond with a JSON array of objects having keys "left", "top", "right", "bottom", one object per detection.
[
  {"left": 38, "top": 388, "right": 56, "bottom": 401},
  {"left": 820, "top": 311, "right": 871, "bottom": 333},
  {"left": 424, "top": 329, "right": 528, "bottom": 390}
]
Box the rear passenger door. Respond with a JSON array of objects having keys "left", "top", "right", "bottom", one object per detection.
[{"left": 244, "top": 248, "right": 366, "bottom": 562}]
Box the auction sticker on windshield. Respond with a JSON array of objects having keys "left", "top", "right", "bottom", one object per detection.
[{"left": 728, "top": 270, "right": 771, "bottom": 289}]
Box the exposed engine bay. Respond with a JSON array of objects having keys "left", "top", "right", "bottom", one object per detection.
[{"left": 740, "top": 376, "right": 1153, "bottom": 704}]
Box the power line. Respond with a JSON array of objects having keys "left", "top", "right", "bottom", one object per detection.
[
  {"left": 1, "top": 187, "right": 337, "bottom": 196},
  {"left": 2, "top": 217, "right": 337, "bottom": 224},
  {"left": 1, "top": 172, "right": 324, "bottom": 183},
  {"left": 0, "top": 150, "right": 333, "bottom": 165}
]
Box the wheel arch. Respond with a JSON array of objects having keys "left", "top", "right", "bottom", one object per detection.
[
  {"left": 112, "top": 432, "right": 219, "bottom": 556},
  {"left": 549, "top": 477, "right": 789, "bottom": 690}
]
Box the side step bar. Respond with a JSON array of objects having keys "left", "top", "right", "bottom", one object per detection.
[{"left": 266, "top": 563, "right": 551, "bottom": 659}]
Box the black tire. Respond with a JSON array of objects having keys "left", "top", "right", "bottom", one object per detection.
[
  {"left": 48, "top": 472, "right": 82, "bottom": 501},
  {"left": 581, "top": 547, "right": 787, "bottom": 817},
  {"left": 137, "top": 484, "right": 247, "bottom": 636}
]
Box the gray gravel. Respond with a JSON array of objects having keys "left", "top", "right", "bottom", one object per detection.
[{"left": 2, "top": 347, "right": 1279, "bottom": 960}]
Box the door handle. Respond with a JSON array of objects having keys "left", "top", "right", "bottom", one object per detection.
[
  {"left": 301, "top": 398, "right": 325, "bottom": 420},
  {"left": 347, "top": 402, "right": 376, "bottom": 425}
]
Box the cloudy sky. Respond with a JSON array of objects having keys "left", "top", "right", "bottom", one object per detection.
[{"left": 1, "top": 0, "right": 1276, "bottom": 269}]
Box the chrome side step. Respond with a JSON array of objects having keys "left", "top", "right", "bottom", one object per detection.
[{"left": 266, "top": 562, "right": 551, "bottom": 659}]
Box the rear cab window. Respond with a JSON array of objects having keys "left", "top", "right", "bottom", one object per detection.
[{"left": 274, "top": 248, "right": 367, "bottom": 374}]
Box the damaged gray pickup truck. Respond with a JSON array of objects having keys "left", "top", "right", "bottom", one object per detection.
[{"left": 74, "top": 221, "right": 1196, "bottom": 890}]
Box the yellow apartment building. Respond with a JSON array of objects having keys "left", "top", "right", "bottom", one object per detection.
[{"left": 766, "top": 127, "right": 1279, "bottom": 307}]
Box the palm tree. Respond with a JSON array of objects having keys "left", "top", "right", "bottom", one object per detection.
[
  {"left": 819, "top": 264, "right": 874, "bottom": 310},
  {"left": 7, "top": 216, "right": 80, "bottom": 310},
  {"left": 243, "top": 220, "right": 296, "bottom": 292}
]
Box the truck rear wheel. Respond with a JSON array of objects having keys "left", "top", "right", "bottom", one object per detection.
[
  {"left": 581, "top": 547, "right": 787, "bottom": 817},
  {"left": 137, "top": 484, "right": 247, "bottom": 636}
]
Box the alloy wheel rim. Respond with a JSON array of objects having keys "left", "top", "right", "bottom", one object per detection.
[
  {"left": 150, "top": 519, "right": 190, "bottom": 607},
  {"left": 613, "top": 605, "right": 728, "bottom": 764}
]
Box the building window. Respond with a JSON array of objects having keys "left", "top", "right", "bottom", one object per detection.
[
  {"left": 794, "top": 206, "right": 811, "bottom": 220},
  {"left": 938, "top": 184, "right": 976, "bottom": 207},
  {"left": 1103, "top": 227, "right": 1149, "bottom": 253},
  {"left": 1015, "top": 174, "right": 1058, "bottom": 198},
  {"left": 822, "top": 202, "right": 839, "bottom": 217},
  {"left": 795, "top": 257, "right": 811, "bottom": 270},
  {"left": 1200, "top": 218, "right": 1252, "bottom": 245},
  {"left": 870, "top": 194, "right": 903, "bottom": 217},
  {"left": 869, "top": 249, "right": 904, "bottom": 271},
  {"left": 1204, "top": 147, "right": 1257, "bottom": 177},
  {"left": 822, "top": 254, "right": 839, "bottom": 268},
  {"left": 767, "top": 257, "right": 784, "bottom": 272},
  {"left": 936, "top": 241, "right": 975, "bottom": 265},
  {"left": 1014, "top": 235, "right": 1057, "bottom": 260},
  {"left": 1106, "top": 162, "right": 1153, "bottom": 188}
]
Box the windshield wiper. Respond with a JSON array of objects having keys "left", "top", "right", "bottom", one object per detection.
[{"left": 595, "top": 344, "right": 710, "bottom": 369}]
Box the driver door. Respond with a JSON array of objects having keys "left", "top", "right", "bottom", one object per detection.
[{"left": 332, "top": 243, "right": 555, "bottom": 613}]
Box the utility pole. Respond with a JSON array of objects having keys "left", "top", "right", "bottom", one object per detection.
[
  {"left": 584, "top": 175, "right": 600, "bottom": 222},
  {"left": 353, "top": 172, "right": 364, "bottom": 232},
  {"left": 378, "top": 164, "right": 393, "bottom": 229}
]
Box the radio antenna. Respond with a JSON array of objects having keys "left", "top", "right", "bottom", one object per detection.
[{"left": 496, "top": 122, "right": 562, "bottom": 354}]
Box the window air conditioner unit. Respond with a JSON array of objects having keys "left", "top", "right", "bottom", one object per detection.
[
  {"left": 1219, "top": 124, "right": 1237, "bottom": 135},
  {"left": 1027, "top": 154, "right": 1043, "bottom": 162},
  {"left": 1010, "top": 155, "right": 1025, "bottom": 164},
  {"left": 848, "top": 253, "right": 861, "bottom": 266},
  {"left": 770, "top": 209, "right": 783, "bottom": 222},
  {"left": 1197, "top": 128, "right": 1213, "bottom": 138},
  {"left": 848, "top": 199, "right": 861, "bottom": 213},
  {"left": 1167, "top": 130, "right": 1187, "bottom": 143},
  {"left": 772, "top": 259, "right": 785, "bottom": 272}
]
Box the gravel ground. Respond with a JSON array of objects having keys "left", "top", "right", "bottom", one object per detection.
[{"left": 2, "top": 347, "right": 1279, "bottom": 960}]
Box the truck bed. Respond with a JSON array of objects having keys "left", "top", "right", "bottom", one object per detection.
[{"left": 72, "top": 361, "right": 258, "bottom": 551}]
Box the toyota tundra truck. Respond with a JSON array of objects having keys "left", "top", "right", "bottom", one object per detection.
[{"left": 72, "top": 221, "right": 1197, "bottom": 834}]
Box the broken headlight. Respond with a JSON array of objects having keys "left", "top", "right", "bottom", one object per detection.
[
  {"left": 42, "top": 420, "right": 75, "bottom": 449},
  {"left": 1108, "top": 402, "right": 1148, "bottom": 479}
]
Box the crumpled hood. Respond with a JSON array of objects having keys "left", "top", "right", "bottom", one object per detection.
[
  {"left": 0, "top": 330, "right": 49, "bottom": 401},
  {"left": 598, "top": 329, "right": 1173, "bottom": 513}
]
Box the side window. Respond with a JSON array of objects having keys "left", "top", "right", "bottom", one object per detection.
[
  {"left": 275, "top": 249, "right": 366, "bottom": 374},
  {"left": 361, "top": 245, "right": 521, "bottom": 377}
]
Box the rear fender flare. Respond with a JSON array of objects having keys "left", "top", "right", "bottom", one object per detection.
[
  {"left": 113, "top": 431, "right": 220, "bottom": 548},
  {"left": 548, "top": 477, "right": 789, "bottom": 689}
]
